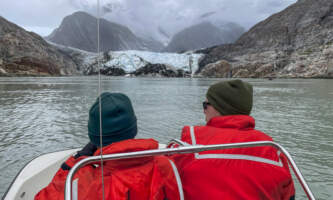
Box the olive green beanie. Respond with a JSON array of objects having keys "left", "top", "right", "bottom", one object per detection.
[
  {"left": 88, "top": 92, "right": 137, "bottom": 147},
  {"left": 206, "top": 80, "right": 253, "bottom": 116}
]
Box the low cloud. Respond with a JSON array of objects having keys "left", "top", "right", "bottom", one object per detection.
[{"left": 0, "top": 0, "right": 297, "bottom": 37}]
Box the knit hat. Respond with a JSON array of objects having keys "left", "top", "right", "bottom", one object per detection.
[
  {"left": 206, "top": 79, "right": 253, "bottom": 116},
  {"left": 88, "top": 92, "right": 137, "bottom": 147}
]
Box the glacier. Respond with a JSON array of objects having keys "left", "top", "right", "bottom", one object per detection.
[
  {"left": 49, "top": 41, "right": 203, "bottom": 75},
  {"left": 104, "top": 50, "right": 203, "bottom": 74}
]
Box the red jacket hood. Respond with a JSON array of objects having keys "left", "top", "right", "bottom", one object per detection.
[
  {"left": 93, "top": 138, "right": 159, "bottom": 169},
  {"left": 207, "top": 115, "right": 255, "bottom": 130}
]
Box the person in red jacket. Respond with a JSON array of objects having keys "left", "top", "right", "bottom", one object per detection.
[
  {"left": 171, "top": 80, "right": 295, "bottom": 200},
  {"left": 35, "top": 92, "right": 183, "bottom": 200}
]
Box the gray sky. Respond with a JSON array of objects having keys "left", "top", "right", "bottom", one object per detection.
[{"left": 0, "top": 0, "right": 297, "bottom": 37}]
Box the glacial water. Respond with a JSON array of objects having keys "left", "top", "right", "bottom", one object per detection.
[{"left": 0, "top": 77, "right": 332, "bottom": 199}]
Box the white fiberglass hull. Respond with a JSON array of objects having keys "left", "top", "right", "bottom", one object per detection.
[
  {"left": 3, "top": 149, "right": 79, "bottom": 200},
  {"left": 3, "top": 144, "right": 167, "bottom": 200}
]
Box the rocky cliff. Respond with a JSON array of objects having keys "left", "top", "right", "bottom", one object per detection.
[
  {"left": 47, "top": 11, "right": 163, "bottom": 52},
  {"left": 133, "top": 63, "right": 185, "bottom": 77},
  {"left": 0, "top": 16, "right": 78, "bottom": 76},
  {"left": 198, "top": 0, "right": 333, "bottom": 78}
]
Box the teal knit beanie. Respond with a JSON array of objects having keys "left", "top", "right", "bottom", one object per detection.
[
  {"left": 88, "top": 92, "right": 137, "bottom": 147},
  {"left": 206, "top": 80, "right": 253, "bottom": 116}
]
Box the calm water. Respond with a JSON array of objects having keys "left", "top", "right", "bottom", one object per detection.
[{"left": 0, "top": 77, "right": 332, "bottom": 199}]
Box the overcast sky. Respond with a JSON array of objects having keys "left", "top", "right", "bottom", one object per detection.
[{"left": 0, "top": 0, "right": 297, "bottom": 37}]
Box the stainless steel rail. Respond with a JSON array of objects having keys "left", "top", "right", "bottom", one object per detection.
[
  {"left": 65, "top": 141, "right": 315, "bottom": 200},
  {"left": 167, "top": 139, "right": 190, "bottom": 146}
]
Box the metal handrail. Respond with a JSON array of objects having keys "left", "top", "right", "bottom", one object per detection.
[
  {"left": 167, "top": 139, "right": 190, "bottom": 147},
  {"left": 65, "top": 141, "right": 316, "bottom": 200}
]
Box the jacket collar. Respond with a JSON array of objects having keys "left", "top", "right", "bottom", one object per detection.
[
  {"left": 93, "top": 139, "right": 158, "bottom": 168},
  {"left": 94, "top": 138, "right": 158, "bottom": 155},
  {"left": 206, "top": 115, "right": 255, "bottom": 130}
]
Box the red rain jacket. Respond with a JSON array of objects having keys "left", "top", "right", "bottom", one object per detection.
[
  {"left": 35, "top": 139, "right": 183, "bottom": 200},
  {"left": 171, "top": 115, "right": 295, "bottom": 200}
]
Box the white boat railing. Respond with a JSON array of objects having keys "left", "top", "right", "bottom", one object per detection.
[{"left": 64, "top": 141, "right": 315, "bottom": 200}]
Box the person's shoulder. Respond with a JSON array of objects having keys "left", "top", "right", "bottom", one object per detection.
[
  {"left": 251, "top": 129, "right": 274, "bottom": 141},
  {"left": 181, "top": 125, "right": 205, "bottom": 136},
  {"left": 180, "top": 126, "right": 191, "bottom": 142},
  {"left": 180, "top": 125, "right": 208, "bottom": 144}
]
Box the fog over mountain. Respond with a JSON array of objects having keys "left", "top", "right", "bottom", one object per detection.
[
  {"left": 66, "top": 0, "right": 296, "bottom": 45},
  {"left": 46, "top": 11, "right": 163, "bottom": 52},
  {"left": 47, "top": 10, "right": 245, "bottom": 53},
  {"left": 164, "top": 22, "right": 244, "bottom": 52},
  {"left": 1, "top": 0, "right": 331, "bottom": 78},
  {"left": 0, "top": 0, "right": 297, "bottom": 38}
]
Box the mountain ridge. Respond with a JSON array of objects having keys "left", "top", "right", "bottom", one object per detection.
[
  {"left": 164, "top": 22, "right": 244, "bottom": 53},
  {"left": 46, "top": 11, "right": 163, "bottom": 52},
  {"left": 0, "top": 16, "right": 78, "bottom": 76},
  {"left": 197, "top": 0, "right": 333, "bottom": 78}
]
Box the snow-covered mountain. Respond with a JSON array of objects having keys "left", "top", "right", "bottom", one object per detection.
[{"left": 46, "top": 11, "right": 163, "bottom": 52}]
